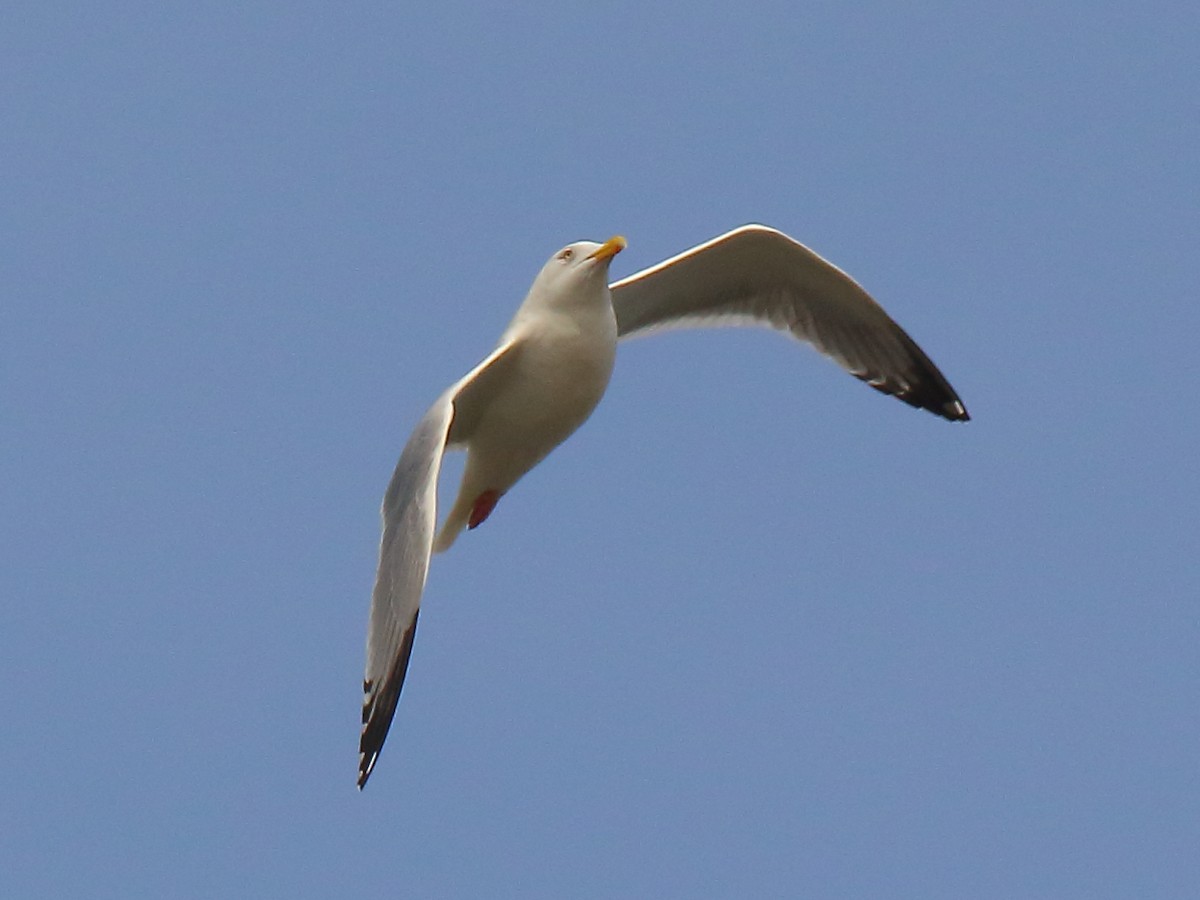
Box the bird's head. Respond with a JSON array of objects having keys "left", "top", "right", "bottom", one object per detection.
[{"left": 525, "top": 235, "right": 626, "bottom": 311}]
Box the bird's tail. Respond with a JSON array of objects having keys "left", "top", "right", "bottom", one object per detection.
[{"left": 432, "top": 501, "right": 469, "bottom": 553}]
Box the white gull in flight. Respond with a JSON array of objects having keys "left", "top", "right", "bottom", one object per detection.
[{"left": 358, "top": 224, "right": 969, "bottom": 787}]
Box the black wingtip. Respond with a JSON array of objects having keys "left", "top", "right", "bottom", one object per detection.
[
  {"left": 854, "top": 320, "right": 970, "bottom": 423},
  {"left": 932, "top": 394, "right": 970, "bottom": 423},
  {"left": 358, "top": 611, "right": 420, "bottom": 790},
  {"left": 861, "top": 374, "right": 970, "bottom": 422}
]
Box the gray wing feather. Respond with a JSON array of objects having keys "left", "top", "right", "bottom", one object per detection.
[
  {"left": 609, "top": 225, "right": 969, "bottom": 421},
  {"left": 359, "top": 390, "right": 455, "bottom": 788},
  {"left": 358, "top": 339, "right": 523, "bottom": 788}
]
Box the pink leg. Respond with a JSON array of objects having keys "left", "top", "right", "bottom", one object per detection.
[{"left": 468, "top": 489, "right": 502, "bottom": 530}]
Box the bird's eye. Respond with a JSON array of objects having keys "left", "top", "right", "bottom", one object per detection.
[{"left": 559, "top": 248, "right": 574, "bottom": 261}]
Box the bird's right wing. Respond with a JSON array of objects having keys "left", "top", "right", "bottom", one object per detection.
[
  {"left": 359, "top": 339, "right": 522, "bottom": 788},
  {"left": 359, "top": 389, "right": 452, "bottom": 789}
]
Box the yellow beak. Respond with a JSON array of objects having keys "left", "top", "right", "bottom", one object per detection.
[{"left": 587, "top": 235, "right": 627, "bottom": 262}]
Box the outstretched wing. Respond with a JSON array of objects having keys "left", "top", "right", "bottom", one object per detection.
[
  {"left": 609, "top": 225, "right": 969, "bottom": 421},
  {"left": 359, "top": 390, "right": 454, "bottom": 788},
  {"left": 359, "top": 340, "right": 523, "bottom": 788}
]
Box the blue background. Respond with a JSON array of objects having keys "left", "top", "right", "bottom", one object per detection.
[{"left": 4, "top": 2, "right": 1197, "bottom": 897}]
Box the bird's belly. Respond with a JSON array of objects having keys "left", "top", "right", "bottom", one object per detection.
[{"left": 470, "top": 329, "right": 615, "bottom": 491}]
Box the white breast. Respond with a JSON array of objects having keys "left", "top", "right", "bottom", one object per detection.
[{"left": 474, "top": 306, "right": 617, "bottom": 490}]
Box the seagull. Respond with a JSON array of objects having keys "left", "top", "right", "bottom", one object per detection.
[{"left": 358, "top": 224, "right": 969, "bottom": 787}]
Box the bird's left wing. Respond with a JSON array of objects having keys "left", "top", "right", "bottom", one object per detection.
[
  {"left": 609, "top": 225, "right": 968, "bottom": 421},
  {"left": 360, "top": 339, "right": 522, "bottom": 788}
]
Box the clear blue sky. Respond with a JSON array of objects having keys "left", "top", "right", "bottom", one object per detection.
[{"left": 4, "top": 2, "right": 1197, "bottom": 897}]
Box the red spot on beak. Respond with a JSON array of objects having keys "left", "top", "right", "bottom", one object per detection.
[{"left": 468, "top": 490, "right": 502, "bottom": 530}]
